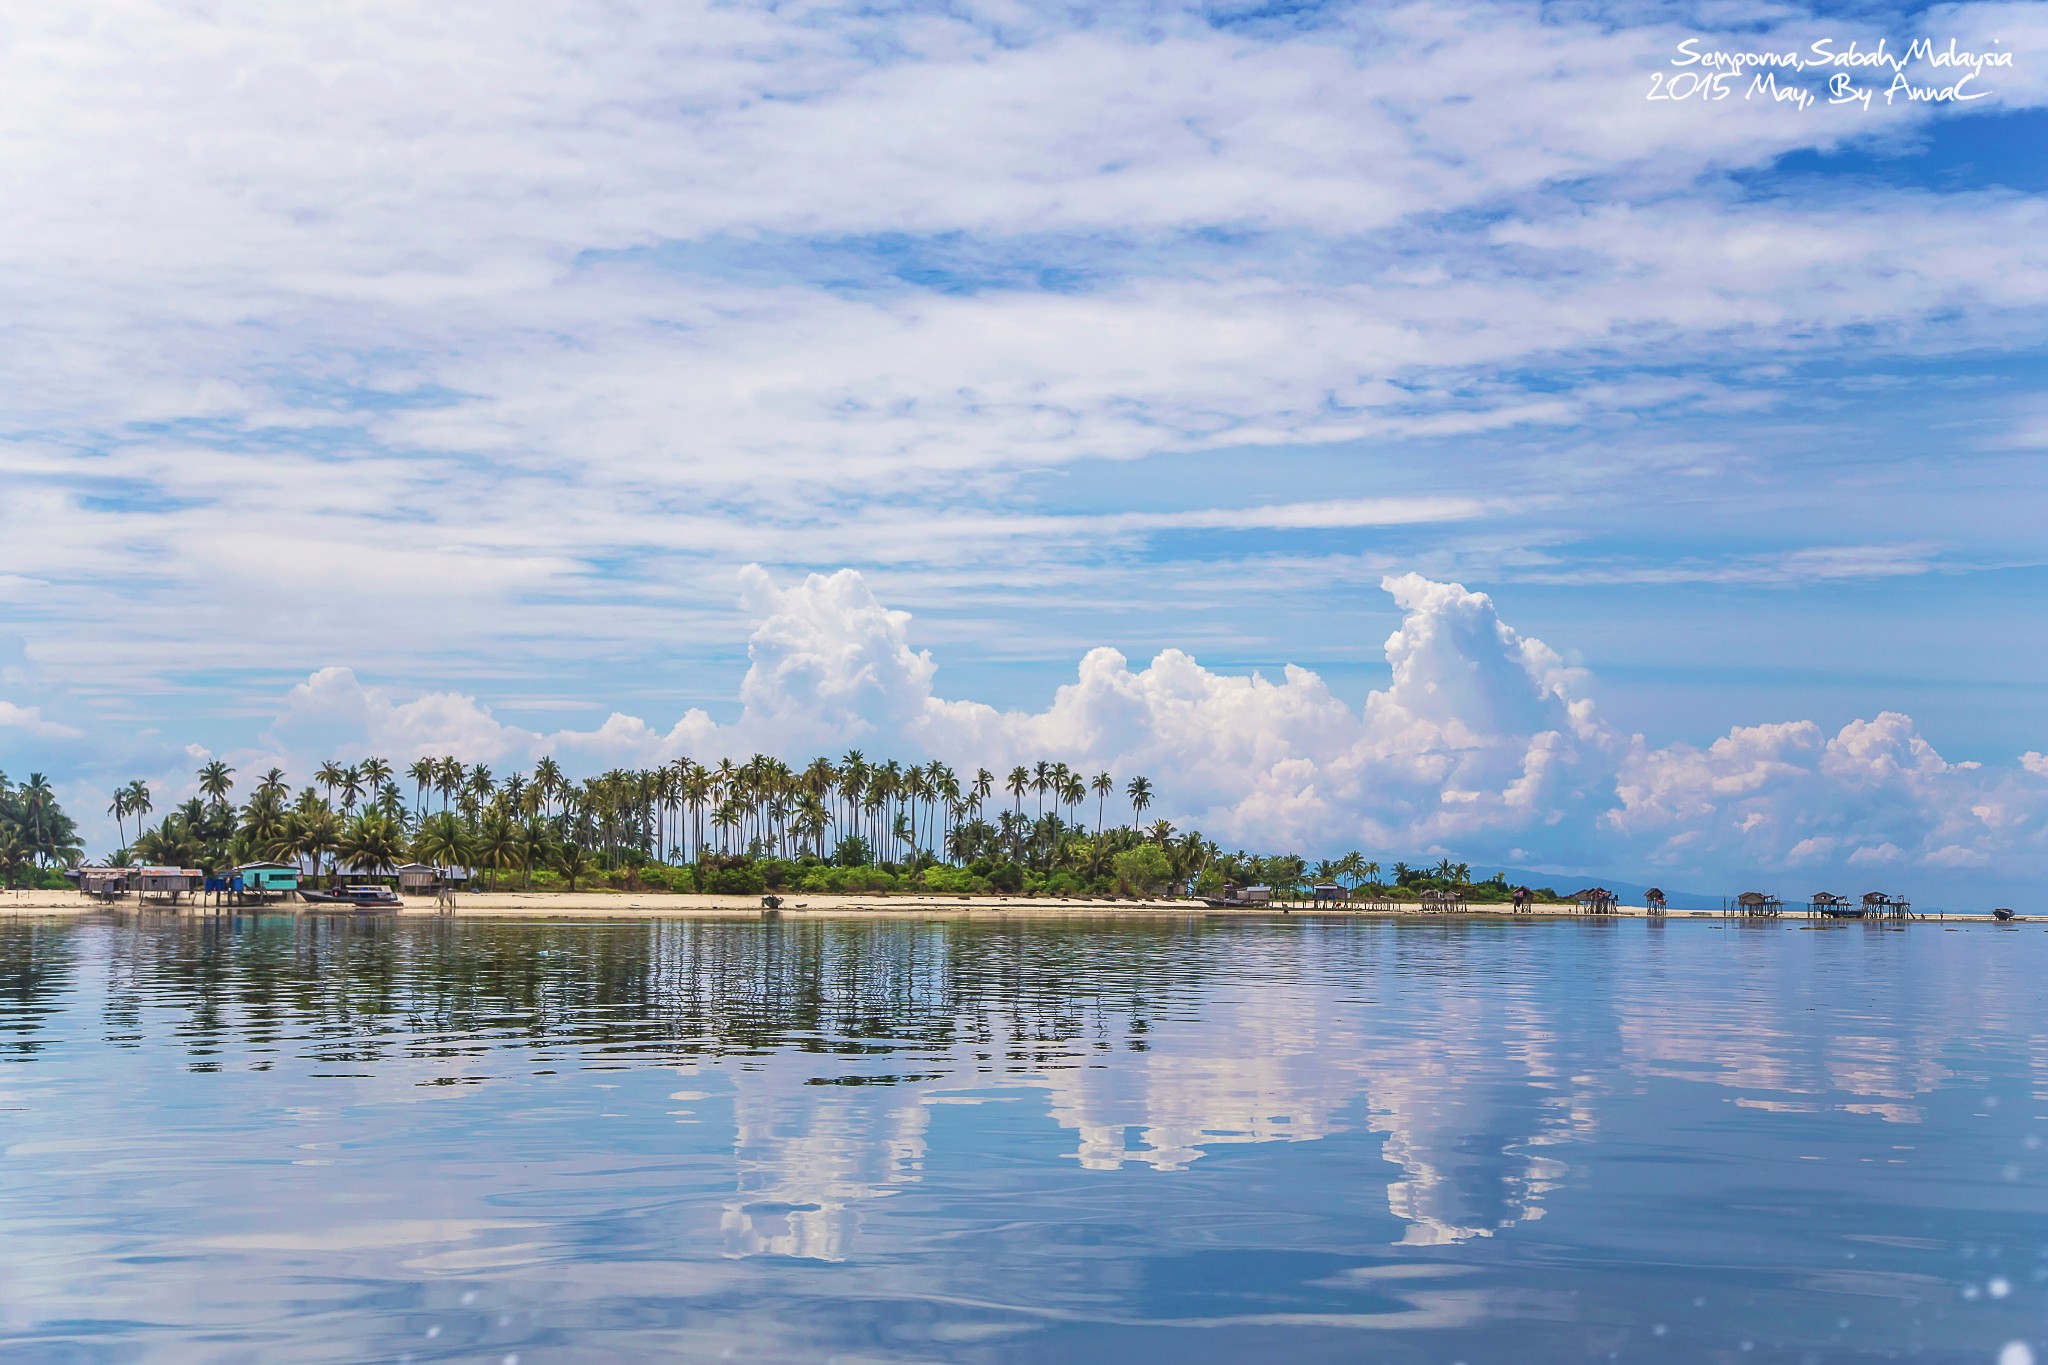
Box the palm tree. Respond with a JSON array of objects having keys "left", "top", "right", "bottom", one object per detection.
[
  {"left": 257, "top": 767, "right": 290, "bottom": 798},
  {"left": 315, "top": 761, "right": 345, "bottom": 807},
  {"left": 336, "top": 811, "right": 406, "bottom": 880},
  {"left": 434, "top": 757, "right": 465, "bottom": 814},
  {"left": 553, "top": 840, "right": 592, "bottom": 893},
  {"left": 0, "top": 828, "right": 27, "bottom": 890},
  {"left": 300, "top": 807, "right": 341, "bottom": 884},
  {"left": 519, "top": 819, "right": 555, "bottom": 890},
  {"left": 1091, "top": 771, "right": 1113, "bottom": 834},
  {"left": 534, "top": 756, "right": 564, "bottom": 819},
  {"left": 108, "top": 788, "right": 131, "bottom": 850},
  {"left": 1338, "top": 851, "right": 1365, "bottom": 891},
  {"left": 124, "top": 780, "right": 153, "bottom": 834},
  {"left": 474, "top": 812, "right": 518, "bottom": 890},
  {"left": 198, "top": 760, "right": 236, "bottom": 809},
  {"left": 15, "top": 774, "right": 82, "bottom": 869},
  {"left": 239, "top": 787, "right": 288, "bottom": 851},
  {"left": 339, "top": 765, "right": 365, "bottom": 812},
  {"left": 1125, "top": 776, "right": 1153, "bottom": 832},
  {"left": 407, "top": 758, "right": 435, "bottom": 816},
  {"left": 412, "top": 811, "right": 472, "bottom": 879}
]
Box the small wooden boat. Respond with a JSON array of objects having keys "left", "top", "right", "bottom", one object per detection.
[
  {"left": 1993, "top": 908, "right": 2017, "bottom": 922},
  {"left": 301, "top": 885, "right": 404, "bottom": 911}
]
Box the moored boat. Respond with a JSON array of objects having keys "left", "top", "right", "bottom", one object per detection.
[{"left": 300, "top": 885, "right": 404, "bottom": 910}]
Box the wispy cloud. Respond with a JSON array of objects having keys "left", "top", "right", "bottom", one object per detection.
[{"left": 2, "top": 0, "right": 2045, "bottom": 836}]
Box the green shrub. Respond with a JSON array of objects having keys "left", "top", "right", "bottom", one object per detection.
[
  {"left": 1112, "top": 845, "right": 1174, "bottom": 897},
  {"left": 916, "top": 865, "right": 984, "bottom": 894},
  {"left": 704, "top": 863, "right": 765, "bottom": 895}
]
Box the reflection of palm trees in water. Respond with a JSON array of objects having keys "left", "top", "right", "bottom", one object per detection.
[
  {"left": 3, "top": 917, "right": 1635, "bottom": 1254},
  {"left": 0, "top": 920, "right": 79, "bottom": 1059}
]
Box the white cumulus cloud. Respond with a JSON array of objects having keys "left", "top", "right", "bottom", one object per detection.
[{"left": 220, "top": 565, "right": 2048, "bottom": 901}]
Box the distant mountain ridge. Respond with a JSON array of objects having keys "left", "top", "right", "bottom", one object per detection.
[{"left": 1471, "top": 869, "right": 1725, "bottom": 912}]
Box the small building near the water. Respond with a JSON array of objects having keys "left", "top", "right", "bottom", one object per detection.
[
  {"left": 236, "top": 862, "right": 301, "bottom": 895},
  {"left": 137, "top": 866, "right": 203, "bottom": 898},
  {"left": 1573, "top": 887, "right": 1618, "bottom": 913},
  {"left": 394, "top": 863, "right": 443, "bottom": 894},
  {"left": 76, "top": 866, "right": 132, "bottom": 897},
  {"left": 335, "top": 862, "right": 470, "bottom": 892}
]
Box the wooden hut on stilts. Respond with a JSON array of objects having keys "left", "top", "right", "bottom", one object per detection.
[{"left": 1735, "top": 891, "right": 1782, "bottom": 918}]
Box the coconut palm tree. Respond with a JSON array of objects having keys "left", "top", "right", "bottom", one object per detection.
[
  {"left": 1091, "top": 771, "right": 1114, "bottom": 833},
  {"left": 315, "top": 761, "right": 345, "bottom": 807},
  {"left": 412, "top": 811, "right": 472, "bottom": 879},
  {"left": 473, "top": 811, "right": 518, "bottom": 890},
  {"left": 434, "top": 757, "right": 465, "bottom": 813},
  {"left": 519, "top": 819, "right": 554, "bottom": 890},
  {"left": 1060, "top": 772, "right": 1085, "bottom": 827},
  {"left": 533, "top": 756, "right": 564, "bottom": 820},
  {"left": 198, "top": 760, "right": 236, "bottom": 809},
  {"left": 0, "top": 827, "right": 28, "bottom": 889},
  {"left": 336, "top": 811, "right": 406, "bottom": 880},
  {"left": 299, "top": 807, "right": 341, "bottom": 884},
  {"left": 10, "top": 774, "right": 83, "bottom": 870},
  {"left": 239, "top": 787, "right": 288, "bottom": 851},
  {"left": 108, "top": 788, "right": 131, "bottom": 850},
  {"left": 407, "top": 758, "right": 435, "bottom": 816},
  {"left": 124, "top": 780, "right": 153, "bottom": 834},
  {"left": 1337, "top": 851, "right": 1365, "bottom": 891},
  {"left": 1125, "top": 776, "right": 1153, "bottom": 832},
  {"left": 553, "top": 839, "right": 592, "bottom": 892}
]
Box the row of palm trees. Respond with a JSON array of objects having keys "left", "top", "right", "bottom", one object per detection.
[
  {"left": 104, "top": 753, "right": 1174, "bottom": 887},
  {"left": 124, "top": 753, "right": 1162, "bottom": 869},
  {"left": 103, "top": 755, "right": 1464, "bottom": 900}
]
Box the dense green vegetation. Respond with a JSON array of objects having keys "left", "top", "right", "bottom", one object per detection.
[
  {"left": 96, "top": 754, "right": 1565, "bottom": 902},
  {"left": 1, "top": 770, "right": 82, "bottom": 888}
]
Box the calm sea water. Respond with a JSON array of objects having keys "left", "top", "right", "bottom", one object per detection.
[{"left": 2, "top": 913, "right": 2044, "bottom": 1364}]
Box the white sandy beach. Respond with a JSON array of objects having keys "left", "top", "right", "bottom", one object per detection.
[{"left": 2, "top": 888, "right": 1993, "bottom": 921}]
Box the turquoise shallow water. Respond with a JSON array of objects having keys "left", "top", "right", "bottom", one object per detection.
[{"left": 1, "top": 913, "right": 2044, "bottom": 1364}]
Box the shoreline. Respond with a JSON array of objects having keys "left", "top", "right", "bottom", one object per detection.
[{"left": 0, "top": 888, "right": 2016, "bottom": 923}]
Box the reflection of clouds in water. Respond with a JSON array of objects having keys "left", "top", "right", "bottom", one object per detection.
[
  {"left": 705, "top": 959, "right": 1603, "bottom": 1256},
  {"left": 1365, "top": 988, "right": 1589, "bottom": 1246},
  {"left": 1033, "top": 987, "right": 1353, "bottom": 1172},
  {"left": 713, "top": 1056, "right": 932, "bottom": 1261},
  {"left": 1608, "top": 935, "right": 2019, "bottom": 1125}
]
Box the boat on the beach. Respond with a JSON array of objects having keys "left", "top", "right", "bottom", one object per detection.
[{"left": 300, "top": 885, "right": 404, "bottom": 911}]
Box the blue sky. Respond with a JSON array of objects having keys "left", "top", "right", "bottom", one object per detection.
[{"left": 2, "top": 0, "right": 2045, "bottom": 899}]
